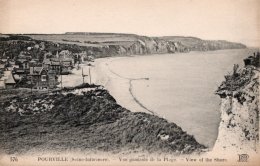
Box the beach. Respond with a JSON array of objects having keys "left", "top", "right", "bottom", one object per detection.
[{"left": 61, "top": 48, "right": 254, "bottom": 148}]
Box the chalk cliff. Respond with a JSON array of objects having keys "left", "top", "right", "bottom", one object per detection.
[
  {"left": 1, "top": 34, "right": 247, "bottom": 60},
  {"left": 214, "top": 54, "right": 259, "bottom": 153}
]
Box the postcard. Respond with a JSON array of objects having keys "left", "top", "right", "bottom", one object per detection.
[{"left": 0, "top": 0, "right": 259, "bottom": 165}]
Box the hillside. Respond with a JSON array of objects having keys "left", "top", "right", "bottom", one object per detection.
[
  {"left": 160, "top": 36, "right": 247, "bottom": 51},
  {"left": 0, "top": 84, "right": 205, "bottom": 155},
  {"left": 25, "top": 33, "right": 246, "bottom": 53},
  {"left": 0, "top": 33, "right": 246, "bottom": 60}
]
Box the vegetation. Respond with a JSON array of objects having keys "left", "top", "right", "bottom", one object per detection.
[
  {"left": 0, "top": 33, "right": 247, "bottom": 62},
  {"left": 0, "top": 84, "right": 206, "bottom": 154}
]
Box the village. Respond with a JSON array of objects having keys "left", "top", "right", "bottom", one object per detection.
[{"left": 0, "top": 49, "right": 94, "bottom": 90}]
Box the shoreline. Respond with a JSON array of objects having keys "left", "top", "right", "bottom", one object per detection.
[
  {"left": 89, "top": 48, "right": 255, "bottom": 148},
  {"left": 0, "top": 49, "right": 255, "bottom": 161}
]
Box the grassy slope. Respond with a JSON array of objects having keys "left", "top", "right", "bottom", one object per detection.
[
  {"left": 23, "top": 33, "right": 246, "bottom": 49},
  {"left": 0, "top": 84, "right": 205, "bottom": 155},
  {"left": 24, "top": 34, "right": 139, "bottom": 47}
]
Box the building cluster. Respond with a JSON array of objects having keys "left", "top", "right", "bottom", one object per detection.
[{"left": 0, "top": 49, "right": 92, "bottom": 89}]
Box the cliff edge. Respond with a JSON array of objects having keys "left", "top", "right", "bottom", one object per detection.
[{"left": 214, "top": 52, "right": 259, "bottom": 153}]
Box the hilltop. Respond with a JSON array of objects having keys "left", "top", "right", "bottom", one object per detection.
[
  {"left": 25, "top": 33, "right": 246, "bottom": 52},
  {"left": 0, "top": 33, "right": 246, "bottom": 60}
]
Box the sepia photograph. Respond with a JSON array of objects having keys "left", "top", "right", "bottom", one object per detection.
[{"left": 0, "top": 0, "right": 259, "bottom": 165}]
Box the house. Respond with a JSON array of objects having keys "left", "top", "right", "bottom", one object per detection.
[
  {"left": 18, "top": 51, "right": 32, "bottom": 60},
  {"left": 43, "top": 58, "right": 73, "bottom": 75},
  {"left": 43, "top": 58, "right": 61, "bottom": 74},
  {"left": 0, "top": 63, "right": 5, "bottom": 71},
  {"left": 29, "top": 59, "right": 40, "bottom": 66},
  {"left": 73, "top": 51, "right": 88, "bottom": 64},
  {"left": 57, "top": 50, "right": 75, "bottom": 65},
  {"left": 0, "top": 52, "right": 9, "bottom": 64},
  {"left": 0, "top": 70, "right": 16, "bottom": 89},
  {"left": 59, "top": 50, "right": 71, "bottom": 59},
  {"left": 12, "top": 68, "right": 27, "bottom": 81},
  {"left": 5, "top": 71, "right": 16, "bottom": 89},
  {"left": 47, "top": 70, "right": 58, "bottom": 88},
  {"left": 16, "top": 58, "right": 30, "bottom": 70},
  {"left": 61, "top": 60, "right": 73, "bottom": 70},
  {"left": 29, "top": 66, "right": 58, "bottom": 89},
  {"left": 12, "top": 59, "right": 31, "bottom": 82},
  {"left": 0, "top": 59, "right": 8, "bottom": 63}
]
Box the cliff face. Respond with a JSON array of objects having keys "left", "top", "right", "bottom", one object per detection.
[
  {"left": 15, "top": 33, "right": 246, "bottom": 58},
  {"left": 93, "top": 37, "right": 245, "bottom": 57},
  {"left": 155, "top": 36, "right": 247, "bottom": 51},
  {"left": 107, "top": 37, "right": 189, "bottom": 57},
  {"left": 214, "top": 54, "right": 259, "bottom": 153}
]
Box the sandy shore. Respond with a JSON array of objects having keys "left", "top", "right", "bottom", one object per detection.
[{"left": 60, "top": 57, "right": 152, "bottom": 114}]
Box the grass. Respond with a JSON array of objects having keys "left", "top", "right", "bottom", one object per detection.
[{"left": 24, "top": 34, "right": 139, "bottom": 47}]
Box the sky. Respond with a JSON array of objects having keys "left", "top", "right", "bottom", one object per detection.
[{"left": 0, "top": 0, "right": 259, "bottom": 46}]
